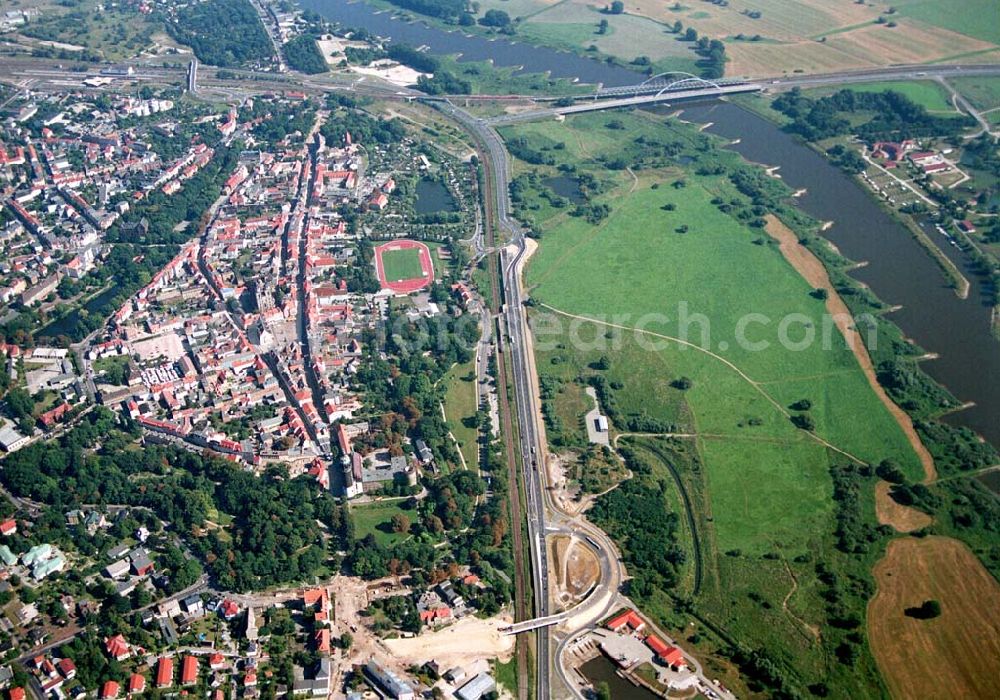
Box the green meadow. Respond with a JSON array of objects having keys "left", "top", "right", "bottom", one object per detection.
[{"left": 503, "top": 109, "right": 921, "bottom": 696}]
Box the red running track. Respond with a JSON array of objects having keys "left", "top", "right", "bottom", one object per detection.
[{"left": 373, "top": 239, "right": 434, "bottom": 294}]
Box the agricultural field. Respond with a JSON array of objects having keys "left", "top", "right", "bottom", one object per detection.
[
  {"left": 869, "top": 536, "right": 1000, "bottom": 699},
  {"left": 892, "top": 0, "right": 1000, "bottom": 44},
  {"left": 504, "top": 109, "right": 926, "bottom": 695},
  {"left": 513, "top": 2, "right": 701, "bottom": 72},
  {"left": 473, "top": 0, "right": 1000, "bottom": 78}
]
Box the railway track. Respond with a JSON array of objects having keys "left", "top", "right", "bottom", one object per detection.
[{"left": 477, "top": 134, "right": 532, "bottom": 699}]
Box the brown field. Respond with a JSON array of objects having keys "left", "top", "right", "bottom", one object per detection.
[
  {"left": 727, "top": 22, "right": 998, "bottom": 77},
  {"left": 625, "top": 0, "right": 879, "bottom": 41},
  {"left": 868, "top": 536, "right": 1000, "bottom": 700},
  {"left": 874, "top": 480, "right": 933, "bottom": 533},
  {"left": 549, "top": 535, "right": 600, "bottom": 607}
]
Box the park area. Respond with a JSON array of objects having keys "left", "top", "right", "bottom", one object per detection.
[
  {"left": 502, "top": 109, "right": 927, "bottom": 696},
  {"left": 374, "top": 240, "right": 434, "bottom": 294}
]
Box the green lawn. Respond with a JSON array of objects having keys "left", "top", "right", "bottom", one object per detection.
[
  {"left": 380, "top": 247, "right": 425, "bottom": 282},
  {"left": 441, "top": 359, "right": 480, "bottom": 472},
  {"left": 349, "top": 501, "right": 414, "bottom": 546},
  {"left": 807, "top": 80, "right": 957, "bottom": 112}
]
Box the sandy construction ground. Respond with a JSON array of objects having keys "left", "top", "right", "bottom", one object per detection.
[
  {"left": 383, "top": 614, "right": 516, "bottom": 667},
  {"left": 869, "top": 536, "right": 1000, "bottom": 700},
  {"left": 352, "top": 62, "right": 426, "bottom": 87}
]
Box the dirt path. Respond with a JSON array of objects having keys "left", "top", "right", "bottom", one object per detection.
[
  {"left": 868, "top": 536, "right": 1000, "bottom": 700},
  {"left": 780, "top": 558, "right": 821, "bottom": 641},
  {"left": 874, "top": 480, "right": 933, "bottom": 533},
  {"left": 763, "top": 215, "right": 937, "bottom": 485},
  {"left": 538, "top": 303, "right": 868, "bottom": 465}
]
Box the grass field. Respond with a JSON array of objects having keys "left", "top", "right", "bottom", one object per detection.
[
  {"left": 515, "top": 2, "right": 700, "bottom": 71},
  {"left": 504, "top": 109, "right": 925, "bottom": 695},
  {"left": 14, "top": 0, "right": 174, "bottom": 61},
  {"left": 951, "top": 75, "right": 1000, "bottom": 112},
  {"left": 869, "top": 536, "right": 1000, "bottom": 699},
  {"left": 380, "top": 247, "right": 425, "bottom": 282},
  {"left": 441, "top": 360, "right": 480, "bottom": 472},
  {"left": 893, "top": 0, "right": 1000, "bottom": 44},
  {"left": 807, "top": 80, "right": 958, "bottom": 112},
  {"left": 349, "top": 501, "right": 414, "bottom": 546}
]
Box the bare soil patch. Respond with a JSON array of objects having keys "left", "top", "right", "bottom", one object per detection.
[
  {"left": 382, "top": 614, "right": 516, "bottom": 667},
  {"left": 868, "top": 536, "right": 1000, "bottom": 700},
  {"left": 875, "top": 480, "right": 933, "bottom": 533}
]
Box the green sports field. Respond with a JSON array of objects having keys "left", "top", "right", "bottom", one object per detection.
[{"left": 380, "top": 246, "right": 425, "bottom": 281}]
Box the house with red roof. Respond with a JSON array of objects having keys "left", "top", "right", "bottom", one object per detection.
[
  {"left": 57, "top": 658, "right": 76, "bottom": 680},
  {"left": 0, "top": 520, "right": 16, "bottom": 537},
  {"left": 208, "top": 654, "right": 226, "bottom": 671},
  {"left": 180, "top": 655, "right": 198, "bottom": 685},
  {"left": 38, "top": 402, "right": 72, "bottom": 429},
  {"left": 9, "top": 688, "right": 24, "bottom": 700},
  {"left": 100, "top": 681, "right": 120, "bottom": 699},
  {"left": 220, "top": 599, "right": 239, "bottom": 620},
  {"left": 605, "top": 610, "right": 646, "bottom": 634},
  {"left": 127, "top": 674, "right": 146, "bottom": 695},
  {"left": 419, "top": 607, "right": 451, "bottom": 624},
  {"left": 645, "top": 635, "right": 687, "bottom": 669},
  {"left": 156, "top": 657, "right": 174, "bottom": 688},
  {"left": 314, "top": 629, "right": 331, "bottom": 653},
  {"left": 104, "top": 635, "right": 131, "bottom": 661}
]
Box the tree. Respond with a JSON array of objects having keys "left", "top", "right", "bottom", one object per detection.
[
  {"left": 595, "top": 681, "right": 612, "bottom": 700},
  {"left": 339, "top": 632, "right": 353, "bottom": 649},
  {"left": 390, "top": 513, "right": 411, "bottom": 534},
  {"left": 479, "top": 9, "right": 511, "bottom": 27},
  {"left": 672, "top": 20, "right": 683, "bottom": 33},
  {"left": 905, "top": 599, "right": 941, "bottom": 619},
  {"left": 597, "top": 18, "right": 609, "bottom": 34},
  {"left": 671, "top": 376, "right": 693, "bottom": 390},
  {"left": 684, "top": 27, "right": 698, "bottom": 41},
  {"left": 608, "top": 1, "right": 624, "bottom": 14},
  {"left": 876, "top": 459, "right": 906, "bottom": 484}
]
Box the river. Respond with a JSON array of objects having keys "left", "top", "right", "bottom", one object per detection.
[
  {"left": 298, "top": 0, "right": 645, "bottom": 87},
  {"left": 677, "top": 100, "right": 999, "bottom": 447}
]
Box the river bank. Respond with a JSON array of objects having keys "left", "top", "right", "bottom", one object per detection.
[{"left": 677, "top": 100, "right": 1000, "bottom": 448}]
